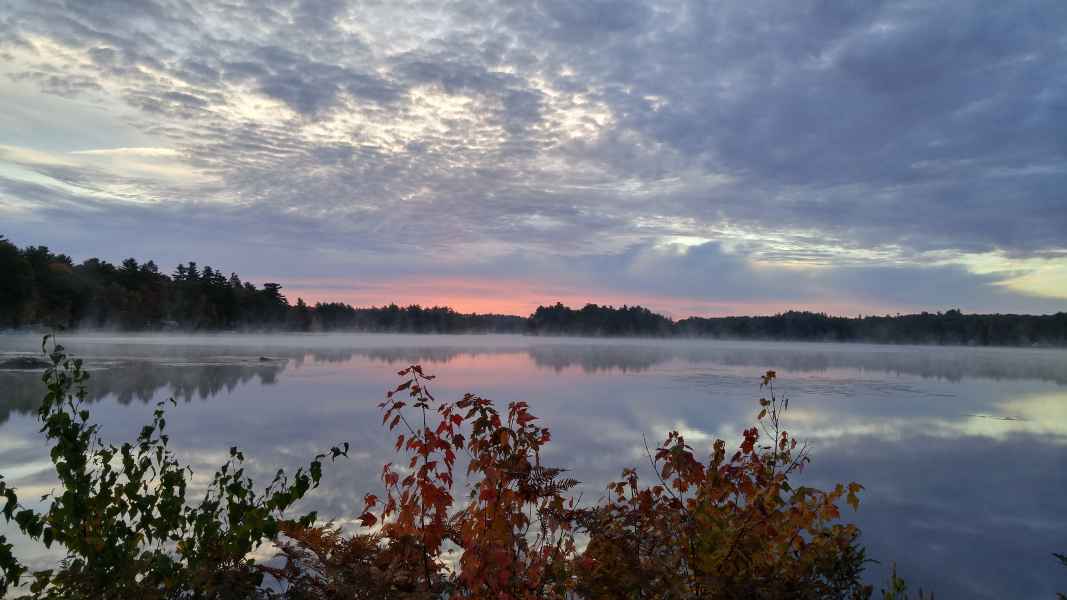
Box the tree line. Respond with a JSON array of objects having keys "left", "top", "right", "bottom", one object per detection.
[
  {"left": 1, "top": 236, "right": 1064, "bottom": 345},
  {"left": 0, "top": 237, "right": 521, "bottom": 333},
  {"left": 675, "top": 309, "right": 1067, "bottom": 347}
]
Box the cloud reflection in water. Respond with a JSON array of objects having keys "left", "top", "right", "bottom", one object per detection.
[{"left": 0, "top": 334, "right": 1064, "bottom": 598}]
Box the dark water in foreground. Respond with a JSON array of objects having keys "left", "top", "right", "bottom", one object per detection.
[{"left": 0, "top": 333, "right": 1065, "bottom": 598}]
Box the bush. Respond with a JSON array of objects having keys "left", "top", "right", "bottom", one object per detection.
[
  {"left": 0, "top": 336, "right": 347, "bottom": 599},
  {"left": 573, "top": 372, "right": 867, "bottom": 599},
  {"left": 271, "top": 368, "right": 874, "bottom": 599}
]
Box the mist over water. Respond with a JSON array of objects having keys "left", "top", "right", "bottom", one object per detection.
[{"left": 1, "top": 333, "right": 1065, "bottom": 598}]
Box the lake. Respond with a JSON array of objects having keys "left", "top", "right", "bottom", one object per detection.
[{"left": 1, "top": 333, "right": 1065, "bottom": 598}]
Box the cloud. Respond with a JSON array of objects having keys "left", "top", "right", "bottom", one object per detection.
[
  {"left": 70, "top": 147, "right": 183, "bottom": 159},
  {"left": 0, "top": 0, "right": 1065, "bottom": 313}
]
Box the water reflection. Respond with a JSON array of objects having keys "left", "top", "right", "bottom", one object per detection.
[
  {"left": 3, "top": 334, "right": 1065, "bottom": 381},
  {"left": 299, "top": 341, "right": 1067, "bottom": 383},
  {"left": 0, "top": 334, "right": 1064, "bottom": 598},
  {"left": 0, "top": 360, "right": 284, "bottom": 425},
  {"left": 809, "top": 432, "right": 1067, "bottom": 599}
]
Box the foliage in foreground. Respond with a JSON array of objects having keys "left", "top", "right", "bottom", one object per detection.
[
  {"left": 0, "top": 337, "right": 348, "bottom": 598},
  {"left": 272, "top": 368, "right": 873, "bottom": 599},
  {"left": 0, "top": 339, "right": 948, "bottom": 598}
]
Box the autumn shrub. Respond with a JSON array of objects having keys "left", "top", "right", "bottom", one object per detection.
[
  {"left": 355, "top": 366, "right": 580, "bottom": 599},
  {"left": 270, "top": 368, "right": 876, "bottom": 599},
  {"left": 572, "top": 371, "right": 867, "bottom": 600}
]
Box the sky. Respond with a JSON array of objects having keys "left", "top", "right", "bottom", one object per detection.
[{"left": 1, "top": 0, "right": 1065, "bottom": 317}]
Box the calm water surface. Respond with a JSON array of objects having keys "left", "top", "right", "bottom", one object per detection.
[{"left": 1, "top": 333, "right": 1065, "bottom": 598}]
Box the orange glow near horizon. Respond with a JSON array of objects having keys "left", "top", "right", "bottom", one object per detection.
[{"left": 276, "top": 276, "right": 898, "bottom": 319}]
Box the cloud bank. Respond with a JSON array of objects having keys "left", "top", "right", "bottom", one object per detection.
[{"left": 1, "top": 0, "right": 1065, "bottom": 315}]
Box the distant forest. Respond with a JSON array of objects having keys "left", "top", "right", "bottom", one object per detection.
[{"left": 2, "top": 236, "right": 1065, "bottom": 346}]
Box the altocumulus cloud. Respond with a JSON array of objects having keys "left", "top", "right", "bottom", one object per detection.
[{"left": 1, "top": 0, "right": 1065, "bottom": 315}]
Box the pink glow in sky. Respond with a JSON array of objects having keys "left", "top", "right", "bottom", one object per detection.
[{"left": 279, "top": 275, "right": 895, "bottom": 318}]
